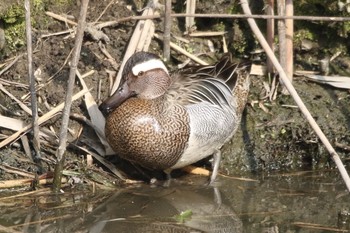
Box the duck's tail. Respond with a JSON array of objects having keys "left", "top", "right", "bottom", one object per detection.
[
  {"left": 175, "top": 53, "right": 251, "bottom": 113},
  {"left": 211, "top": 53, "right": 251, "bottom": 114}
]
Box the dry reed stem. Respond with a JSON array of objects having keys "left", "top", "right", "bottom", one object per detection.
[
  {"left": 0, "top": 188, "right": 51, "bottom": 200},
  {"left": 292, "top": 222, "right": 348, "bottom": 232},
  {"left": 0, "top": 84, "right": 32, "bottom": 115},
  {"left": 40, "top": 29, "right": 74, "bottom": 39},
  {"left": 222, "top": 36, "right": 228, "bottom": 53},
  {"left": 181, "top": 165, "right": 210, "bottom": 176},
  {"left": 240, "top": 0, "right": 350, "bottom": 192},
  {"left": 12, "top": 214, "right": 73, "bottom": 228},
  {"left": 93, "top": 13, "right": 350, "bottom": 29},
  {"left": 0, "top": 88, "right": 88, "bottom": 149},
  {"left": 45, "top": 11, "right": 77, "bottom": 26},
  {"left": 185, "top": 0, "right": 196, "bottom": 31},
  {"left": 266, "top": 0, "right": 274, "bottom": 73},
  {"left": 189, "top": 31, "right": 226, "bottom": 37},
  {"left": 98, "top": 43, "right": 119, "bottom": 70},
  {"left": 0, "top": 177, "right": 67, "bottom": 189},
  {"left": 76, "top": 70, "right": 113, "bottom": 154},
  {"left": 0, "top": 164, "right": 35, "bottom": 178},
  {"left": 93, "top": 0, "right": 115, "bottom": 23},
  {"left": 20, "top": 135, "right": 32, "bottom": 159},
  {"left": 0, "top": 55, "right": 24, "bottom": 77},
  {"left": 0, "top": 224, "right": 22, "bottom": 233},
  {"left": 135, "top": 13, "right": 155, "bottom": 52},
  {"left": 277, "top": 0, "right": 286, "bottom": 88},
  {"left": 163, "top": 0, "right": 171, "bottom": 61},
  {"left": 154, "top": 33, "right": 208, "bottom": 65},
  {"left": 53, "top": 0, "right": 89, "bottom": 192},
  {"left": 304, "top": 74, "right": 350, "bottom": 89},
  {"left": 110, "top": 2, "right": 158, "bottom": 94},
  {"left": 285, "top": 0, "right": 294, "bottom": 83},
  {"left": 45, "top": 10, "right": 350, "bottom": 33},
  {"left": 25, "top": 0, "right": 41, "bottom": 158}
]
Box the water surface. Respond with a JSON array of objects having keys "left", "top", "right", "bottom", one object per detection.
[{"left": 0, "top": 170, "right": 349, "bottom": 232}]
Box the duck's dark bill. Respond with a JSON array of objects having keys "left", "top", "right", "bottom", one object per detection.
[{"left": 99, "top": 82, "right": 134, "bottom": 116}]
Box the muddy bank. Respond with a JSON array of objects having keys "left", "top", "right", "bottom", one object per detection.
[{"left": 221, "top": 77, "right": 350, "bottom": 175}]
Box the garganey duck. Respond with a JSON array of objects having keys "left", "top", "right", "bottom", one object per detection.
[{"left": 99, "top": 52, "right": 250, "bottom": 184}]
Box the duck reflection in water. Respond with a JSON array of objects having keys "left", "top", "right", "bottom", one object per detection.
[{"left": 78, "top": 182, "right": 242, "bottom": 233}]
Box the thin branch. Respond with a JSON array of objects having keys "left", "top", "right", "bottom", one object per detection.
[
  {"left": 93, "top": 0, "right": 114, "bottom": 23},
  {"left": 94, "top": 14, "right": 350, "bottom": 29},
  {"left": 25, "top": 0, "right": 41, "bottom": 159},
  {"left": 0, "top": 54, "right": 24, "bottom": 76},
  {"left": 169, "top": 13, "right": 350, "bottom": 21},
  {"left": 53, "top": 0, "right": 89, "bottom": 192},
  {"left": 240, "top": 0, "right": 350, "bottom": 192},
  {"left": 45, "top": 11, "right": 350, "bottom": 30}
]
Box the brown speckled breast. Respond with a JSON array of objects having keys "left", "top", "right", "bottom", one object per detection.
[{"left": 105, "top": 97, "right": 190, "bottom": 170}]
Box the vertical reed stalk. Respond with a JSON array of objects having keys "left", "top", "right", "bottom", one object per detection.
[{"left": 53, "top": 0, "right": 89, "bottom": 192}]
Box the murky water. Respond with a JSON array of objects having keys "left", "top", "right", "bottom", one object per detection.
[{"left": 0, "top": 170, "right": 349, "bottom": 232}]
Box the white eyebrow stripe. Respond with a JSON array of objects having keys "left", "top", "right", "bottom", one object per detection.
[{"left": 132, "top": 59, "right": 169, "bottom": 75}]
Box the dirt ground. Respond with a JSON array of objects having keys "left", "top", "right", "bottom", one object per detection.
[{"left": 0, "top": 0, "right": 350, "bottom": 185}]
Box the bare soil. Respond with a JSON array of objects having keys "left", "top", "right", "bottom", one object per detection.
[{"left": 0, "top": 0, "right": 350, "bottom": 185}]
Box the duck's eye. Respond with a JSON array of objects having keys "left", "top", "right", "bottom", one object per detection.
[{"left": 137, "top": 71, "right": 144, "bottom": 76}]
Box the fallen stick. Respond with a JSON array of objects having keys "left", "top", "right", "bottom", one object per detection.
[
  {"left": 45, "top": 11, "right": 77, "bottom": 26},
  {"left": 0, "top": 177, "right": 67, "bottom": 189},
  {"left": 0, "top": 88, "right": 88, "bottom": 149},
  {"left": 0, "top": 83, "right": 32, "bottom": 115},
  {"left": 0, "top": 164, "right": 35, "bottom": 179},
  {"left": 154, "top": 33, "right": 208, "bottom": 65},
  {"left": 240, "top": 0, "right": 350, "bottom": 192}
]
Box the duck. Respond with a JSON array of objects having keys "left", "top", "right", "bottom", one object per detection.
[{"left": 99, "top": 51, "right": 250, "bottom": 184}]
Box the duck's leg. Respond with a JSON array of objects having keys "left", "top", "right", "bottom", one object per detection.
[
  {"left": 163, "top": 168, "right": 173, "bottom": 187},
  {"left": 209, "top": 149, "right": 221, "bottom": 185},
  {"left": 213, "top": 186, "right": 222, "bottom": 207}
]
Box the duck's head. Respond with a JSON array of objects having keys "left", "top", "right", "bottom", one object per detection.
[{"left": 99, "top": 52, "right": 171, "bottom": 115}]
